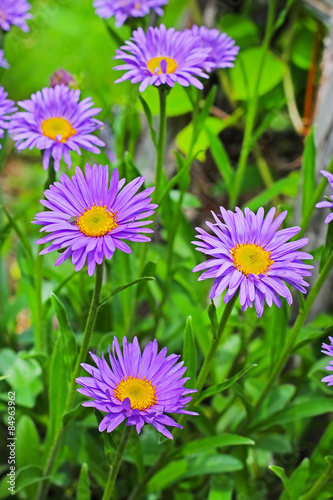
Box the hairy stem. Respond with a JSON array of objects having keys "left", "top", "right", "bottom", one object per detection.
[{"left": 102, "top": 426, "right": 133, "bottom": 500}]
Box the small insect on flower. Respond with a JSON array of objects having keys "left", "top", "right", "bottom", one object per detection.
[
  {"left": 68, "top": 216, "right": 79, "bottom": 225},
  {"left": 76, "top": 336, "right": 198, "bottom": 438},
  {"left": 32, "top": 164, "right": 157, "bottom": 276}
]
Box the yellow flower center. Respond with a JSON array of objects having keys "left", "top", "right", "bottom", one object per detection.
[
  {"left": 41, "top": 117, "right": 77, "bottom": 143},
  {"left": 147, "top": 56, "right": 178, "bottom": 75},
  {"left": 76, "top": 203, "right": 118, "bottom": 237},
  {"left": 114, "top": 375, "right": 157, "bottom": 411},
  {"left": 231, "top": 243, "right": 274, "bottom": 276}
]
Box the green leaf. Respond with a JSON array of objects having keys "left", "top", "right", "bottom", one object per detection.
[
  {"left": 208, "top": 475, "right": 234, "bottom": 500},
  {"left": 16, "top": 415, "right": 41, "bottom": 469},
  {"left": 184, "top": 454, "right": 243, "bottom": 478},
  {"left": 51, "top": 293, "right": 77, "bottom": 379},
  {"left": 291, "top": 28, "right": 316, "bottom": 70},
  {"left": 0, "top": 349, "right": 43, "bottom": 408},
  {"left": 183, "top": 316, "right": 197, "bottom": 388},
  {"left": 139, "top": 95, "right": 157, "bottom": 146},
  {"left": 244, "top": 172, "right": 299, "bottom": 211},
  {"left": 257, "top": 398, "right": 333, "bottom": 430},
  {"left": 98, "top": 276, "right": 155, "bottom": 309},
  {"left": 302, "top": 128, "right": 317, "bottom": 219},
  {"left": 230, "top": 48, "right": 286, "bottom": 100},
  {"left": 269, "top": 465, "right": 292, "bottom": 499},
  {"left": 63, "top": 402, "right": 86, "bottom": 426},
  {"left": 180, "top": 434, "right": 254, "bottom": 456},
  {"left": 207, "top": 128, "right": 234, "bottom": 195},
  {"left": 76, "top": 463, "right": 91, "bottom": 500},
  {"left": 218, "top": 13, "right": 259, "bottom": 47},
  {"left": 289, "top": 458, "right": 309, "bottom": 499},
  {"left": 0, "top": 465, "right": 51, "bottom": 499},
  {"left": 199, "top": 364, "right": 257, "bottom": 403},
  {"left": 208, "top": 301, "right": 219, "bottom": 339},
  {"left": 148, "top": 455, "right": 243, "bottom": 491},
  {"left": 16, "top": 416, "right": 41, "bottom": 500},
  {"left": 148, "top": 459, "right": 188, "bottom": 491},
  {"left": 268, "top": 302, "right": 289, "bottom": 366},
  {"left": 320, "top": 222, "right": 333, "bottom": 272},
  {"left": 250, "top": 385, "right": 296, "bottom": 430},
  {"left": 294, "top": 322, "right": 333, "bottom": 352},
  {"left": 176, "top": 116, "right": 225, "bottom": 162},
  {"left": 43, "top": 333, "right": 70, "bottom": 462},
  {"left": 1, "top": 206, "right": 34, "bottom": 265}
]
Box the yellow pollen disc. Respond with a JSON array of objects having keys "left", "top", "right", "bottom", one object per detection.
[
  {"left": 231, "top": 243, "right": 274, "bottom": 276},
  {"left": 114, "top": 375, "right": 157, "bottom": 411},
  {"left": 147, "top": 56, "right": 178, "bottom": 75},
  {"left": 41, "top": 117, "right": 77, "bottom": 143},
  {"left": 76, "top": 203, "right": 118, "bottom": 237}
]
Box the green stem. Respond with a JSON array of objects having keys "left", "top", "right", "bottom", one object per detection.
[
  {"left": 299, "top": 459, "right": 333, "bottom": 500},
  {"left": 230, "top": 0, "right": 276, "bottom": 208},
  {"left": 102, "top": 426, "right": 133, "bottom": 500},
  {"left": 154, "top": 87, "right": 168, "bottom": 203},
  {"left": 34, "top": 163, "right": 57, "bottom": 353},
  {"left": 66, "top": 262, "right": 104, "bottom": 410},
  {"left": 193, "top": 294, "right": 238, "bottom": 397},
  {"left": 36, "top": 263, "right": 104, "bottom": 500},
  {"left": 250, "top": 249, "right": 333, "bottom": 424},
  {"left": 298, "top": 156, "right": 333, "bottom": 239}
]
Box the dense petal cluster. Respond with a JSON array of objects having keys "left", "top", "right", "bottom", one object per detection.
[
  {"left": 76, "top": 336, "right": 197, "bottom": 438},
  {"left": 0, "top": 50, "right": 9, "bottom": 69},
  {"left": 94, "top": 0, "right": 168, "bottom": 27},
  {"left": 193, "top": 207, "right": 313, "bottom": 318},
  {"left": 316, "top": 170, "right": 333, "bottom": 224},
  {"left": 32, "top": 164, "right": 157, "bottom": 275},
  {"left": 191, "top": 25, "right": 239, "bottom": 70},
  {"left": 50, "top": 68, "right": 77, "bottom": 89},
  {"left": 0, "top": 0, "right": 32, "bottom": 32},
  {"left": 114, "top": 24, "right": 212, "bottom": 92},
  {"left": 9, "top": 85, "right": 105, "bottom": 172},
  {"left": 322, "top": 337, "right": 333, "bottom": 387},
  {"left": 0, "top": 86, "right": 17, "bottom": 149}
]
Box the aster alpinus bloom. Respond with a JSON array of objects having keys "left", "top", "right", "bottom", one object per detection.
[
  {"left": 0, "top": 0, "right": 32, "bottom": 32},
  {"left": 0, "top": 86, "right": 16, "bottom": 149},
  {"left": 9, "top": 84, "right": 105, "bottom": 172},
  {"left": 114, "top": 24, "right": 212, "bottom": 92},
  {"left": 32, "top": 164, "right": 157, "bottom": 276},
  {"left": 316, "top": 170, "right": 333, "bottom": 224},
  {"left": 76, "top": 336, "right": 197, "bottom": 438},
  {"left": 191, "top": 25, "right": 239, "bottom": 71},
  {"left": 193, "top": 207, "right": 313, "bottom": 318},
  {"left": 0, "top": 50, "right": 9, "bottom": 69},
  {"left": 321, "top": 336, "right": 333, "bottom": 387},
  {"left": 94, "top": 0, "right": 168, "bottom": 27}
]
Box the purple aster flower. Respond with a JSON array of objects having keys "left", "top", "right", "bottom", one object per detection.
[
  {"left": 76, "top": 336, "right": 197, "bottom": 438},
  {"left": 191, "top": 25, "right": 239, "bottom": 71},
  {"left": 192, "top": 207, "right": 313, "bottom": 318},
  {"left": 0, "top": 0, "right": 32, "bottom": 32},
  {"left": 8, "top": 85, "right": 105, "bottom": 172},
  {"left": 94, "top": 0, "right": 168, "bottom": 27},
  {"left": 0, "top": 50, "right": 9, "bottom": 69},
  {"left": 322, "top": 336, "right": 333, "bottom": 387},
  {"left": 50, "top": 68, "right": 77, "bottom": 89},
  {"left": 316, "top": 170, "right": 333, "bottom": 224},
  {"left": 32, "top": 164, "right": 157, "bottom": 276},
  {"left": 0, "top": 86, "right": 16, "bottom": 149},
  {"left": 114, "top": 24, "right": 212, "bottom": 92}
]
